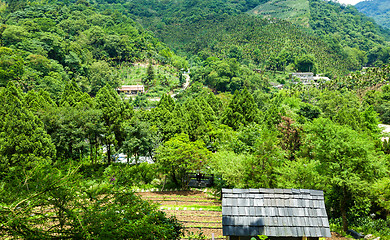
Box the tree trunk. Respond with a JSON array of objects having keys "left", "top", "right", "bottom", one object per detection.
[
  {"left": 171, "top": 170, "right": 179, "bottom": 187},
  {"left": 107, "top": 144, "right": 112, "bottom": 165},
  {"left": 341, "top": 186, "right": 349, "bottom": 232}
]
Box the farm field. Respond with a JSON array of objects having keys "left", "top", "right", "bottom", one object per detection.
[{"left": 137, "top": 190, "right": 224, "bottom": 239}]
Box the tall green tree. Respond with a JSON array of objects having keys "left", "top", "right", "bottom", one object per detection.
[
  {"left": 0, "top": 82, "right": 55, "bottom": 176},
  {"left": 96, "top": 85, "right": 133, "bottom": 164},
  {"left": 221, "top": 88, "right": 258, "bottom": 130},
  {"left": 304, "top": 118, "right": 387, "bottom": 231},
  {"left": 155, "top": 133, "right": 211, "bottom": 188}
]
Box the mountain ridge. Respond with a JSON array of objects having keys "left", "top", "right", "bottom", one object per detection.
[{"left": 355, "top": 0, "right": 390, "bottom": 29}]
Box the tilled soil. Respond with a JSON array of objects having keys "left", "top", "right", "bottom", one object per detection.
[{"left": 137, "top": 190, "right": 224, "bottom": 239}]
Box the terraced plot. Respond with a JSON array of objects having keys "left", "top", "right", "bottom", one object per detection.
[{"left": 137, "top": 190, "right": 224, "bottom": 239}]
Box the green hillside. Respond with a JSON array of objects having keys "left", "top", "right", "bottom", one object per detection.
[
  {"left": 249, "top": 0, "right": 311, "bottom": 27},
  {"left": 93, "top": 0, "right": 390, "bottom": 73},
  {"left": 0, "top": 0, "right": 187, "bottom": 98},
  {"left": 356, "top": 0, "right": 390, "bottom": 29}
]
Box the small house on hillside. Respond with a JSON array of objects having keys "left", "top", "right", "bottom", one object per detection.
[
  {"left": 117, "top": 85, "right": 145, "bottom": 95},
  {"left": 222, "top": 188, "right": 331, "bottom": 240}
]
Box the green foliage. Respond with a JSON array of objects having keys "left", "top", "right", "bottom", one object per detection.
[
  {"left": 356, "top": 0, "right": 390, "bottom": 29},
  {"left": 155, "top": 133, "right": 211, "bottom": 188},
  {"left": 303, "top": 117, "right": 387, "bottom": 230},
  {"left": 221, "top": 88, "right": 259, "bottom": 130},
  {"left": 0, "top": 82, "right": 55, "bottom": 176},
  {"left": 0, "top": 163, "right": 183, "bottom": 239}
]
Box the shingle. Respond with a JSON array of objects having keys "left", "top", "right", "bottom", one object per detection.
[
  {"left": 234, "top": 217, "right": 247, "bottom": 226},
  {"left": 267, "top": 226, "right": 276, "bottom": 236},
  {"left": 254, "top": 198, "right": 264, "bottom": 207},
  {"left": 270, "top": 198, "right": 277, "bottom": 207},
  {"left": 300, "top": 189, "right": 310, "bottom": 194},
  {"left": 278, "top": 207, "right": 285, "bottom": 216},
  {"left": 249, "top": 207, "right": 256, "bottom": 216},
  {"left": 222, "top": 216, "right": 228, "bottom": 225},
  {"left": 284, "top": 189, "right": 293, "bottom": 194},
  {"left": 266, "top": 207, "right": 277, "bottom": 216},
  {"left": 238, "top": 207, "right": 248, "bottom": 216},
  {"left": 275, "top": 199, "right": 284, "bottom": 207},
  {"left": 280, "top": 216, "right": 288, "bottom": 226},
  {"left": 323, "top": 228, "right": 332, "bottom": 238},
  {"left": 238, "top": 198, "right": 248, "bottom": 206},
  {"left": 285, "top": 226, "right": 293, "bottom": 236},
  {"left": 288, "top": 207, "right": 295, "bottom": 217},
  {"left": 310, "top": 208, "right": 317, "bottom": 217},
  {"left": 270, "top": 217, "right": 278, "bottom": 226},
  {"left": 311, "top": 190, "right": 324, "bottom": 196},
  {"left": 249, "top": 199, "right": 255, "bottom": 207},
  {"left": 316, "top": 208, "right": 323, "bottom": 216},
  {"left": 222, "top": 225, "right": 229, "bottom": 235},
  {"left": 222, "top": 188, "right": 233, "bottom": 194},
  {"left": 284, "top": 217, "right": 290, "bottom": 227},
  {"left": 280, "top": 194, "right": 289, "bottom": 199},
  {"left": 255, "top": 194, "right": 263, "bottom": 199},
  {"left": 233, "top": 188, "right": 245, "bottom": 194},
  {"left": 247, "top": 194, "right": 256, "bottom": 199},
  {"left": 249, "top": 226, "right": 260, "bottom": 236},
  {"left": 261, "top": 188, "right": 275, "bottom": 194},
  {"left": 249, "top": 188, "right": 260, "bottom": 193},
  {"left": 232, "top": 206, "right": 239, "bottom": 216},
  {"left": 297, "top": 216, "right": 304, "bottom": 226},
  {"left": 222, "top": 206, "right": 231, "bottom": 215},
  {"left": 225, "top": 198, "right": 234, "bottom": 207},
  {"left": 236, "top": 226, "right": 246, "bottom": 236},
  {"left": 296, "top": 208, "right": 305, "bottom": 217},
  {"left": 274, "top": 188, "right": 284, "bottom": 194},
  {"left": 311, "top": 218, "right": 319, "bottom": 227},
  {"left": 322, "top": 218, "right": 330, "bottom": 228},
  {"left": 291, "top": 226, "right": 298, "bottom": 236},
  {"left": 292, "top": 189, "right": 300, "bottom": 194},
  {"left": 296, "top": 227, "right": 304, "bottom": 236},
  {"left": 256, "top": 207, "right": 264, "bottom": 216},
  {"left": 262, "top": 217, "right": 270, "bottom": 226},
  {"left": 303, "top": 227, "right": 311, "bottom": 236},
  {"left": 310, "top": 227, "right": 317, "bottom": 237}
]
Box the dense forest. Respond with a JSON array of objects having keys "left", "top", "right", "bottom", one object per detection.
[
  {"left": 1, "top": 0, "right": 390, "bottom": 239},
  {"left": 356, "top": 0, "right": 390, "bottom": 30},
  {"left": 97, "top": 0, "right": 390, "bottom": 72}
]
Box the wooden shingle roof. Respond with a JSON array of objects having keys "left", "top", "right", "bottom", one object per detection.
[{"left": 222, "top": 188, "right": 332, "bottom": 238}]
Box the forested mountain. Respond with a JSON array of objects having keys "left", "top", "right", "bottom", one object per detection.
[
  {"left": 356, "top": 0, "right": 390, "bottom": 29},
  {"left": 91, "top": 0, "right": 390, "bottom": 75},
  {"left": 0, "top": 0, "right": 186, "bottom": 99}
]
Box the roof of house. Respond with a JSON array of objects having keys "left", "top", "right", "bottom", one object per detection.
[
  {"left": 222, "top": 188, "right": 332, "bottom": 238},
  {"left": 118, "top": 85, "right": 144, "bottom": 91}
]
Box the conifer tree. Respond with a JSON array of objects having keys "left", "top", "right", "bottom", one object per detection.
[
  {"left": 221, "top": 88, "right": 258, "bottom": 130},
  {"left": 95, "top": 85, "right": 133, "bottom": 164},
  {"left": 0, "top": 82, "right": 55, "bottom": 176}
]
